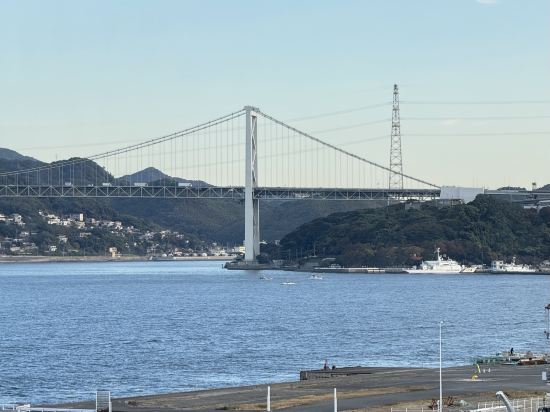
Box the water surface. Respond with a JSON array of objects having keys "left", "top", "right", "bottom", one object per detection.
[{"left": 0, "top": 261, "right": 548, "bottom": 404}]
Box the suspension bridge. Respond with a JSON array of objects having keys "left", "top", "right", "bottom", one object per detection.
[{"left": 0, "top": 103, "right": 440, "bottom": 261}]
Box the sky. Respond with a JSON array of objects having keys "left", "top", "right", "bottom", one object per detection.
[{"left": 1, "top": 0, "right": 549, "bottom": 189}]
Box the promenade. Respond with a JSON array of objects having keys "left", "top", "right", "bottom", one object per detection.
[{"left": 55, "top": 364, "right": 550, "bottom": 412}]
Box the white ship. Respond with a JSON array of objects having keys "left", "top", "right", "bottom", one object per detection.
[
  {"left": 490, "top": 257, "right": 536, "bottom": 273},
  {"left": 405, "top": 248, "right": 464, "bottom": 274}
]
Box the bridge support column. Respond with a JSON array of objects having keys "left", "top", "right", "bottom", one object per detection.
[{"left": 244, "top": 106, "right": 260, "bottom": 262}]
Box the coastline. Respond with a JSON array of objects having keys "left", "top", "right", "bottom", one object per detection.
[
  {"left": 49, "top": 364, "right": 549, "bottom": 412},
  {"left": 225, "top": 261, "right": 550, "bottom": 275},
  {"left": 0, "top": 255, "right": 231, "bottom": 264}
]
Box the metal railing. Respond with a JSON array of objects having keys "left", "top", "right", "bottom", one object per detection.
[
  {"left": 390, "top": 396, "right": 550, "bottom": 412},
  {"left": 473, "top": 397, "right": 548, "bottom": 412},
  {"left": 0, "top": 406, "right": 93, "bottom": 412}
]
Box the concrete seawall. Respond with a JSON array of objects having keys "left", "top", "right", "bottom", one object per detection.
[{"left": 52, "top": 364, "right": 550, "bottom": 412}]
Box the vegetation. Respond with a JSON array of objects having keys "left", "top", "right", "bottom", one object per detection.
[
  {"left": 0, "top": 149, "right": 379, "bottom": 244},
  {"left": 279, "top": 196, "right": 550, "bottom": 267},
  {"left": 0, "top": 197, "right": 205, "bottom": 256}
]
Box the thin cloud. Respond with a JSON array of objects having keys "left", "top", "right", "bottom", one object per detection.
[{"left": 476, "top": 0, "right": 499, "bottom": 4}]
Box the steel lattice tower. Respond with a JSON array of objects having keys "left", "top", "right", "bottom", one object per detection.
[{"left": 389, "top": 84, "right": 404, "bottom": 189}]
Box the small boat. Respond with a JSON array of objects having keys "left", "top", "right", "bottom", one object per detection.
[
  {"left": 460, "top": 267, "right": 477, "bottom": 273},
  {"left": 259, "top": 276, "right": 273, "bottom": 280},
  {"left": 310, "top": 274, "right": 323, "bottom": 280},
  {"left": 281, "top": 281, "right": 296, "bottom": 285},
  {"left": 405, "top": 247, "right": 463, "bottom": 274},
  {"left": 490, "top": 257, "right": 537, "bottom": 274}
]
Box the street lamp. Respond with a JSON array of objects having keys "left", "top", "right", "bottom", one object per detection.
[{"left": 439, "top": 321, "right": 443, "bottom": 412}]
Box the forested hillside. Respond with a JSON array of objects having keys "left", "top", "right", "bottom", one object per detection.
[
  {"left": 0, "top": 149, "right": 380, "bottom": 244},
  {"left": 280, "top": 196, "right": 550, "bottom": 267}
]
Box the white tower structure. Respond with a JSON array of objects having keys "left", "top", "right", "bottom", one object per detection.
[{"left": 244, "top": 106, "right": 260, "bottom": 262}]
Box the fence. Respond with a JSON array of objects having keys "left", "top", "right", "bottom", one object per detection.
[
  {"left": 390, "top": 396, "right": 550, "bottom": 412},
  {"left": 473, "top": 397, "right": 548, "bottom": 412}
]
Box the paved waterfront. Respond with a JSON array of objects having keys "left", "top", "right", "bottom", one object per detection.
[{"left": 56, "top": 364, "right": 550, "bottom": 412}]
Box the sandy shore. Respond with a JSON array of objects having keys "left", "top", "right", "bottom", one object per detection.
[{"left": 51, "top": 364, "right": 549, "bottom": 412}]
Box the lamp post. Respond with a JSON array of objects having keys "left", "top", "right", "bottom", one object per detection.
[{"left": 439, "top": 321, "right": 443, "bottom": 412}]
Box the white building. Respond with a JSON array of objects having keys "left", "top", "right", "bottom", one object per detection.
[
  {"left": 440, "top": 186, "right": 485, "bottom": 204},
  {"left": 69, "top": 213, "right": 84, "bottom": 222}
]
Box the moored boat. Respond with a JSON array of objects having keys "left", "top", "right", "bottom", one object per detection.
[
  {"left": 405, "top": 247, "right": 463, "bottom": 274},
  {"left": 490, "top": 257, "right": 536, "bottom": 274}
]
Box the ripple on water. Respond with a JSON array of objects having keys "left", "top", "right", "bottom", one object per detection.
[{"left": 0, "top": 261, "right": 548, "bottom": 403}]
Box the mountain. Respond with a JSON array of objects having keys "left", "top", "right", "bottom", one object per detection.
[
  {"left": 0, "top": 148, "right": 38, "bottom": 162},
  {"left": 279, "top": 196, "right": 550, "bottom": 267},
  {"left": 0, "top": 156, "right": 114, "bottom": 186},
  {"left": 0, "top": 149, "right": 44, "bottom": 174},
  {"left": 111, "top": 197, "right": 383, "bottom": 243},
  {"left": 0, "top": 156, "right": 383, "bottom": 243},
  {"left": 119, "top": 167, "right": 209, "bottom": 187}
]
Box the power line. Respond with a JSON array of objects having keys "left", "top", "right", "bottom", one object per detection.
[
  {"left": 17, "top": 139, "right": 141, "bottom": 151},
  {"left": 17, "top": 111, "right": 549, "bottom": 152},
  {"left": 287, "top": 102, "right": 391, "bottom": 122},
  {"left": 402, "top": 100, "right": 550, "bottom": 105},
  {"left": 405, "top": 131, "right": 550, "bottom": 137},
  {"left": 257, "top": 110, "right": 439, "bottom": 189},
  {"left": 310, "top": 119, "right": 390, "bottom": 134},
  {"left": 403, "top": 115, "right": 550, "bottom": 121},
  {"left": 340, "top": 134, "right": 391, "bottom": 146}
]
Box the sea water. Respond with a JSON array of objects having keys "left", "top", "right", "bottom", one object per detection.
[{"left": 0, "top": 261, "right": 548, "bottom": 404}]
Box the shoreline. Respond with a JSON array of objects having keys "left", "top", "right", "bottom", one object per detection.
[
  {"left": 225, "top": 261, "right": 550, "bottom": 275},
  {"left": 47, "top": 364, "right": 549, "bottom": 412},
  {"left": 0, "top": 255, "right": 231, "bottom": 264}
]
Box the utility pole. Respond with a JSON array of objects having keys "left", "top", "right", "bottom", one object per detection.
[
  {"left": 439, "top": 321, "right": 443, "bottom": 412},
  {"left": 389, "top": 84, "right": 404, "bottom": 190}
]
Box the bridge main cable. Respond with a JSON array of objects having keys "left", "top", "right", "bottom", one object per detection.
[
  {"left": 0, "top": 109, "right": 246, "bottom": 178},
  {"left": 256, "top": 110, "right": 440, "bottom": 189}
]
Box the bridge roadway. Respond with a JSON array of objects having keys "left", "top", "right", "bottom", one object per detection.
[{"left": 0, "top": 185, "right": 441, "bottom": 201}]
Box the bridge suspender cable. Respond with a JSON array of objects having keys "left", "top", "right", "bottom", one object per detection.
[
  {"left": 257, "top": 110, "right": 440, "bottom": 189},
  {"left": 2, "top": 106, "right": 440, "bottom": 190},
  {"left": 0, "top": 110, "right": 246, "bottom": 178}
]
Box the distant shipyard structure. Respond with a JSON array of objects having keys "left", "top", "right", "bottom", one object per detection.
[{"left": 440, "top": 185, "right": 550, "bottom": 208}]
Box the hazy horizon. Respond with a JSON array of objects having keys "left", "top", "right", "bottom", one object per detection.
[{"left": 1, "top": 0, "right": 549, "bottom": 189}]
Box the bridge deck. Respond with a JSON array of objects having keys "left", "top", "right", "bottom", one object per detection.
[{"left": 0, "top": 185, "right": 440, "bottom": 200}]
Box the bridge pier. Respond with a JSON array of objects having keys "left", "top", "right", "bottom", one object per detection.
[{"left": 244, "top": 106, "right": 260, "bottom": 262}]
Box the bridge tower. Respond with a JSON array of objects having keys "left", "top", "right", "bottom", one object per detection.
[
  {"left": 244, "top": 106, "right": 260, "bottom": 262},
  {"left": 389, "top": 84, "right": 404, "bottom": 189}
]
